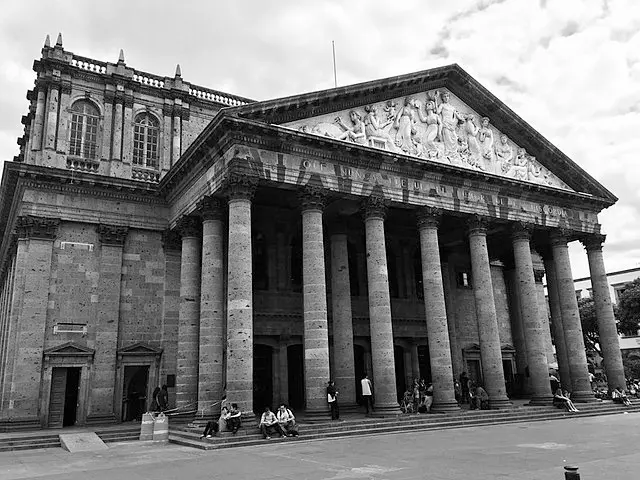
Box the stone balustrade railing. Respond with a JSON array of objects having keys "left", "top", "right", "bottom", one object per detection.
[
  {"left": 71, "top": 56, "right": 107, "bottom": 74},
  {"left": 131, "top": 167, "right": 160, "bottom": 183},
  {"left": 132, "top": 72, "right": 165, "bottom": 89},
  {"left": 188, "top": 86, "right": 249, "bottom": 106},
  {"left": 66, "top": 157, "right": 100, "bottom": 173}
]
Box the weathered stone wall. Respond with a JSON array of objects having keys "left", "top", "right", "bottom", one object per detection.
[{"left": 118, "top": 230, "right": 166, "bottom": 348}]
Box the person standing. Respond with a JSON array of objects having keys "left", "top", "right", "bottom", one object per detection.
[
  {"left": 361, "top": 374, "right": 374, "bottom": 415},
  {"left": 157, "top": 384, "right": 169, "bottom": 412},
  {"left": 459, "top": 372, "right": 469, "bottom": 404},
  {"left": 327, "top": 381, "right": 339, "bottom": 420}
]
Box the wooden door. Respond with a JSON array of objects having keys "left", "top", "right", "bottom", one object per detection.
[{"left": 48, "top": 368, "right": 67, "bottom": 428}]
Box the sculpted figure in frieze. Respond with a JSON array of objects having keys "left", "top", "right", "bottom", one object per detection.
[{"left": 286, "top": 88, "right": 571, "bottom": 190}]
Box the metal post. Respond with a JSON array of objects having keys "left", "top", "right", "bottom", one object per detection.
[{"left": 564, "top": 466, "right": 580, "bottom": 480}]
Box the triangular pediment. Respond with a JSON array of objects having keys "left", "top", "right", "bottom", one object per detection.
[
  {"left": 225, "top": 65, "right": 615, "bottom": 203},
  {"left": 44, "top": 342, "right": 95, "bottom": 357},
  {"left": 117, "top": 342, "right": 162, "bottom": 356}
]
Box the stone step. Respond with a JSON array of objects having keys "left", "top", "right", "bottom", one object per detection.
[{"left": 169, "top": 403, "right": 640, "bottom": 450}]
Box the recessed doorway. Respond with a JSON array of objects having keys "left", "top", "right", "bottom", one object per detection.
[
  {"left": 122, "top": 365, "right": 149, "bottom": 422},
  {"left": 48, "top": 367, "right": 81, "bottom": 428}
]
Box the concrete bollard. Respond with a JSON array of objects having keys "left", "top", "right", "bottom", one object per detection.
[
  {"left": 152, "top": 412, "right": 169, "bottom": 441},
  {"left": 564, "top": 466, "right": 580, "bottom": 480},
  {"left": 139, "top": 412, "right": 155, "bottom": 441}
]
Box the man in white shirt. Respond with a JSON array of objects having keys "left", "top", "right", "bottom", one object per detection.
[
  {"left": 361, "top": 374, "right": 374, "bottom": 414},
  {"left": 259, "top": 407, "right": 286, "bottom": 439},
  {"left": 276, "top": 404, "right": 299, "bottom": 437}
]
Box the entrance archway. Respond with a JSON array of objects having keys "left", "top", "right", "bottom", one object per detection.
[
  {"left": 253, "top": 344, "right": 273, "bottom": 412},
  {"left": 353, "top": 344, "right": 366, "bottom": 405},
  {"left": 122, "top": 365, "right": 149, "bottom": 421},
  {"left": 287, "top": 344, "right": 304, "bottom": 410},
  {"left": 394, "top": 345, "right": 406, "bottom": 402}
]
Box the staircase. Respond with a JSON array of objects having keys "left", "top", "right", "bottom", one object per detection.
[
  {"left": 0, "top": 424, "right": 140, "bottom": 452},
  {"left": 169, "top": 402, "right": 640, "bottom": 450}
]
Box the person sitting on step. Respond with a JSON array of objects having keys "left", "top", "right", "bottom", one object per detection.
[
  {"left": 612, "top": 387, "right": 632, "bottom": 406},
  {"left": 553, "top": 386, "right": 579, "bottom": 413},
  {"left": 200, "top": 416, "right": 219, "bottom": 439},
  {"left": 471, "top": 384, "right": 490, "bottom": 410},
  {"left": 218, "top": 405, "right": 230, "bottom": 433},
  {"left": 276, "top": 404, "right": 299, "bottom": 437},
  {"left": 259, "top": 406, "right": 286, "bottom": 439},
  {"left": 226, "top": 403, "right": 242, "bottom": 433}
]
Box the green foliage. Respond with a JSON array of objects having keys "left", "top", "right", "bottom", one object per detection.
[
  {"left": 623, "top": 356, "right": 640, "bottom": 380},
  {"left": 578, "top": 297, "right": 601, "bottom": 355},
  {"left": 617, "top": 278, "right": 640, "bottom": 336}
]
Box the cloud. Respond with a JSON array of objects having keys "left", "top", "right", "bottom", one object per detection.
[{"left": 0, "top": 0, "right": 640, "bottom": 279}]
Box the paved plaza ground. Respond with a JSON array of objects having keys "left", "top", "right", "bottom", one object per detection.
[{"left": 1, "top": 412, "right": 640, "bottom": 480}]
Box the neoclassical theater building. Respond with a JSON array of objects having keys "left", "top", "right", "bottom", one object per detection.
[{"left": 0, "top": 35, "right": 625, "bottom": 429}]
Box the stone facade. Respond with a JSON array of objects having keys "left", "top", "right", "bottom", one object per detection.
[{"left": 0, "top": 38, "right": 623, "bottom": 429}]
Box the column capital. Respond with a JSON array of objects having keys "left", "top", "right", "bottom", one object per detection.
[
  {"left": 222, "top": 172, "right": 258, "bottom": 202},
  {"left": 176, "top": 216, "right": 201, "bottom": 238},
  {"left": 416, "top": 206, "right": 442, "bottom": 230},
  {"left": 466, "top": 214, "right": 490, "bottom": 236},
  {"left": 511, "top": 221, "right": 533, "bottom": 241},
  {"left": 361, "top": 195, "right": 388, "bottom": 220},
  {"left": 96, "top": 224, "right": 128, "bottom": 246},
  {"left": 197, "top": 196, "right": 225, "bottom": 221},
  {"left": 298, "top": 185, "right": 327, "bottom": 211},
  {"left": 549, "top": 228, "right": 572, "bottom": 247},
  {"left": 15, "top": 215, "right": 59, "bottom": 240},
  {"left": 580, "top": 233, "right": 606, "bottom": 252},
  {"left": 162, "top": 229, "right": 182, "bottom": 251}
]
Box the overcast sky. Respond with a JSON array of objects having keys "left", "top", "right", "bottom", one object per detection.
[{"left": 1, "top": 0, "right": 639, "bottom": 280}]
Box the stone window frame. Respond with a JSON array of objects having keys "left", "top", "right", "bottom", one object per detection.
[
  {"left": 132, "top": 111, "right": 161, "bottom": 170},
  {"left": 68, "top": 98, "right": 102, "bottom": 160}
]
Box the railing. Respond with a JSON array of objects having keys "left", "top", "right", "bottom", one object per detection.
[
  {"left": 71, "top": 56, "right": 107, "bottom": 74},
  {"left": 188, "top": 86, "right": 249, "bottom": 107},
  {"left": 132, "top": 167, "right": 160, "bottom": 183},
  {"left": 66, "top": 157, "right": 100, "bottom": 173},
  {"left": 132, "top": 72, "right": 165, "bottom": 89}
]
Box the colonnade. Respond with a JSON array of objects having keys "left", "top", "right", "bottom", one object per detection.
[{"left": 172, "top": 181, "right": 625, "bottom": 416}]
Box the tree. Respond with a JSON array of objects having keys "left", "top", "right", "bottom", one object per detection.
[
  {"left": 578, "top": 297, "right": 601, "bottom": 356},
  {"left": 617, "top": 278, "right": 640, "bottom": 336}
]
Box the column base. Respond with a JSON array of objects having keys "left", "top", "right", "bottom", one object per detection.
[
  {"left": 528, "top": 395, "right": 554, "bottom": 406},
  {"left": 431, "top": 400, "right": 461, "bottom": 413},
  {"left": 366, "top": 402, "right": 402, "bottom": 417},
  {"left": 303, "top": 406, "right": 331, "bottom": 422},
  {"left": 571, "top": 390, "right": 600, "bottom": 403},
  {"left": 488, "top": 396, "right": 512, "bottom": 409}
]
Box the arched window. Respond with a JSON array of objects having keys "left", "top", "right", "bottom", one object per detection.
[
  {"left": 133, "top": 113, "right": 160, "bottom": 169},
  {"left": 69, "top": 100, "right": 100, "bottom": 159}
]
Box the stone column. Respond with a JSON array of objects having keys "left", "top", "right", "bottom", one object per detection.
[
  {"left": 172, "top": 107, "right": 182, "bottom": 163},
  {"left": 330, "top": 218, "right": 356, "bottom": 406},
  {"left": 300, "top": 187, "right": 331, "bottom": 415},
  {"left": 44, "top": 84, "right": 59, "bottom": 150},
  {"left": 88, "top": 225, "right": 127, "bottom": 423},
  {"left": 411, "top": 343, "right": 421, "bottom": 380},
  {"left": 1, "top": 217, "right": 58, "bottom": 421},
  {"left": 101, "top": 91, "right": 114, "bottom": 160},
  {"left": 175, "top": 217, "right": 201, "bottom": 410},
  {"left": 416, "top": 208, "right": 458, "bottom": 412},
  {"left": 121, "top": 95, "right": 134, "bottom": 163},
  {"left": 162, "top": 104, "right": 173, "bottom": 170},
  {"left": 197, "top": 198, "right": 225, "bottom": 417},
  {"left": 32, "top": 87, "right": 46, "bottom": 150},
  {"left": 111, "top": 95, "right": 123, "bottom": 161},
  {"left": 582, "top": 234, "right": 626, "bottom": 391},
  {"left": 442, "top": 261, "right": 463, "bottom": 379},
  {"left": 362, "top": 196, "right": 400, "bottom": 414},
  {"left": 511, "top": 224, "right": 553, "bottom": 405},
  {"left": 467, "top": 216, "right": 511, "bottom": 408},
  {"left": 533, "top": 264, "right": 555, "bottom": 367},
  {"left": 225, "top": 175, "right": 257, "bottom": 417},
  {"left": 543, "top": 256, "right": 572, "bottom": 392},
  {"left": 56, "top": 86, "right": 71, "bottom": 155},
  {"left": 549, "top": 231, "right": 596, "bottom": 402}
]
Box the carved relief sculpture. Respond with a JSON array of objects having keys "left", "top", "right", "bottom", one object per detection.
[{"left": 285, "top": 88, "right": 571, "bottom": 191}]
